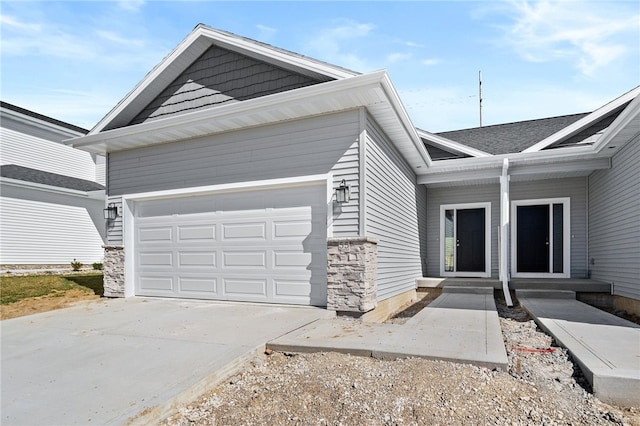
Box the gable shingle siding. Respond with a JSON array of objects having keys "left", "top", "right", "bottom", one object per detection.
[{"left": 129, "top": 45, "right": 327, "bottom": 126}]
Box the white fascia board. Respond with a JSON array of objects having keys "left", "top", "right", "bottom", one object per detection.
[
  {"left": 378, "top": 73, "right": 432, "bottom": 167},
  {"left": 0, "top": 177, "right": 101, "bottom": 198},
  {"left": 523, "top": 86, "right": 640, "bottom": 153},
  {"left": 1, "top": 107, "right": 86, "bottom": 139},
  {"left": 592, "top": 92, "right": 640, "bottom": 154},
  {"left": 195, "top": 25, "right": 358, "bottom": 80},
  {"left": 416, "top": 128, "right": 492, "bottom": 158}
]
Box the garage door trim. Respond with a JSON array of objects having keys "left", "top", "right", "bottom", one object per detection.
[{"left": 120, "top": 174, "right": 333, "bottom": 298}]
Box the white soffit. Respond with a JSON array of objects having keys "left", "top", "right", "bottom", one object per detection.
[
  {"left": 68, "top": 71, "right": 432, "bottom": 171},
  {"left": 592, "top": 92, "right": 640, "bottom": 155},
  {"left": 89, "top": 25, "right": 358, "bottom": 134},
  {"left": 523, "top": 86, "right": 640, "bottom": 153}
]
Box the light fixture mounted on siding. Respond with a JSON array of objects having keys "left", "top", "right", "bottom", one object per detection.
[
  {"left": 103, "top": 203, "right": 118, "bottom": 220},
  {"left": 335, "top": 179, "right": 350, "bottom": 204}
]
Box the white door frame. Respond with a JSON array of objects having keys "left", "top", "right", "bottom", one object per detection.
[
  {"left": 510, "top": 197, "right": 570, "bottom": 278},
  {"left": 121, "top": 174, "right": 333, "bottom": 297},
  {"left": 439, "top": 202, "right": 491, "bottom": 278}
]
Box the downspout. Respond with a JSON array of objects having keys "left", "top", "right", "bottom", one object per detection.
[{"left": 500, "top": 158, "right": 514, "bottom": 306}]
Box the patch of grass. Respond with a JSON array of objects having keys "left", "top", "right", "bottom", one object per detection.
[
  {"left": 64, "top": 274, "right": 104, "bottom": 296},
  {"left": 0, "top": 275, "right": 97, "bottom": 305}
]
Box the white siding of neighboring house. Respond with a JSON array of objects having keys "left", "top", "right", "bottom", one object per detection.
[
  {"left": 106, "top": 110, "right": 362, "bottom": 245},
  {"left": 0, "top": 127, "right": 99, "bottom": 181},
  {"left": 588, "top": 138, "right": 640, "bottom": 300},
  {"left": 0, "top": 184, "right": 105, "bottom": 264},
  {"left": 364, "top": 116, "right": 426, "bottom": 300}
]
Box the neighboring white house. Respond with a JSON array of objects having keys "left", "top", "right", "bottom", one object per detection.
[
  {"left": 0, "top": 101, "right": 106, "bottom": 265},
  {"left": 67, "top": 25, "right": 639, "bottom": 316}
]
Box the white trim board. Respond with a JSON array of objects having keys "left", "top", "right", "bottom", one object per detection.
[
  {"left": 510, "top": 198, "right": 571, "bottom": 279},
  {"left": 120, "top": 174, "right": 333, "bottom": 297},
  {"left": 439, "top": 202, "right": 492, "bottom": 278}
]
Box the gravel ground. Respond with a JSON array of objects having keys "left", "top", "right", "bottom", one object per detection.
[{"left": 162, "top": 297, "right": 639, "bottom": 426}]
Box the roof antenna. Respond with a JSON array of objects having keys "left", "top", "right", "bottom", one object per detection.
[{"left": 479, "top": 70, "right": 483, "bottom": 127}]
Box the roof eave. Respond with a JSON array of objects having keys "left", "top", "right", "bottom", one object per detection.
[
  {"left": 523, "top": 86, "right": 640, "bottom": 153},
  {"left": 68, "top": 71, "right": 431, "bottom": 171},
  {"left": 416, "top": 128, "right": 492, "bottom": 158}
]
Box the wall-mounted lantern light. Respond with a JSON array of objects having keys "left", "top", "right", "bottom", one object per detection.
[
  {"left": 335, "top": 179, "right": 350, "bottom": 204},
  {"left": 103, "top": 203, "right": 118, "bottom": 220}
]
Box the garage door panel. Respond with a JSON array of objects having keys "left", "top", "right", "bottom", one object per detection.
[
  {"left": 274, "top": 279, "right": 311, "bottom": 297},
  {"left": 222, "top": 251, "right": 266, "bottom": 268},
  {"left": 178, "top": 225, "right": 216, "bottom": 241},
  {"left": 139, "top": 252, "right": 173, "bottom": 267},
  {"left": 273, "top": 220, "right": 312, "bottom": 239},
  {"left": 139, "top": 227, "right": 172, "bottom": 242},
  {"left": 222, "top": 222, "right": 266, "bottom": 240},
  {"left": 179, "top": 277, "right": 217, "bottom": 293},
  {"left": 139, "top": 276, "right": 173, "bottom": 291},
  {"left": 273, "top": 251, "right": 312, "bottom": 268},
  {"left": 178, "top": 251, "right": 216, "bottom": 267},
  {"left": 134, "top": 183, "right": 327, "bottom": 305},
  {"left": 224, "top": 278, "right": 267, "bottom": 296}
]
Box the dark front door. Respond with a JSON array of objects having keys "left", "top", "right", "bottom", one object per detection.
[
  {"left": 517, "top": 205, "right": 549, "bottom": 273},
  {"left": 456, "top": 208, "right": 486, "bottom": 272}
]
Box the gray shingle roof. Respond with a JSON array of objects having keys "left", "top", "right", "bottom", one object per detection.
[
  {"left": 436, "top": 113, "right": 589, "bottom": 155},
  {"left": 0, "top": 101, "right": 89, "bottom": 134},
  {"left": 0, "top": 165, "right": 104, "bottom": 192}
]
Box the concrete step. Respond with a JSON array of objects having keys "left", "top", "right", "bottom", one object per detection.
[
  {"left": 515, "top": 289, "right": 576, "bottom": 299},
  {"left": 443, "top": 286, "right": 494, "bottom": 295},
  {"left": 417, "top": 277, "right": 501, "bottom": 289},
  {"left": 510, "top": 278, "right": 611, "bottom": 293}
]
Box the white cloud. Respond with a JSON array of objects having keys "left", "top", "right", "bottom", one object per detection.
[
  {"left": 303, "top": 19, "right": 375, "bottom": 71},
  {"left": 490, "top": 0, "right": 639, "bottom": 76},
  {"left": 0, "top": 14, "right": 41, "bottom": 32},
  {"left": 421, "top": 58, "right": 441, "bottom": 66},
  {"left": 96, "top": 30, "right": 146, "bottom": 48},
  {"left": 117, "top": 0, "right": 145, "bottom": 12},
  {"left": 386, "top": 52, "right": 412, "bottom": 63}
]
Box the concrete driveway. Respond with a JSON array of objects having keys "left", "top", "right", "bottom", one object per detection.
[{"left": 1, "top": 297, "right": 331, "bottom": 425}]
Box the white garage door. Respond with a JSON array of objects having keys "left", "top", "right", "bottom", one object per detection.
[{"left": 134, "top": 184, "right": 327, "bottom": 306}]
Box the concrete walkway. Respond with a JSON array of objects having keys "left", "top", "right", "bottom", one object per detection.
[
  {"left": 517, "top": 290, "right": 640, "bottom": 407},
  {"left": 1, "top": 298, "right": 331, "bottom": 425},
  {"left": 268, "top": 287, "right": 508, "bottom": 369}
]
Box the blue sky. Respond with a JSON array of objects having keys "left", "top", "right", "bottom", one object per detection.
[{"left": 1, "top": 1, "right": 639, "bottom": 132}]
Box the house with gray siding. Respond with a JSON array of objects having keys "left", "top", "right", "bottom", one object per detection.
[
  {"left": 0, "top": 102, "right": 106, "bottom": 266},
  {"left": 68, "top": 24, "right": 640, "bottom": 317}
]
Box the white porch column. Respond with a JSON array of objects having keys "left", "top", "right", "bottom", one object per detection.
[{"left": 500, "top": 158, "right": 513, "bottom": 306}]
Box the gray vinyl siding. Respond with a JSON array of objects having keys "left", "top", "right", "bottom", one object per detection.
[
  {"left": 511, "top": 177, "right": 588, "bottom": 278},
  {"left": 426, "top": 185, "right": 500, "bottom": 277},
  {"left": 128, "top": 45, "right": 325, "bottom": 127},
  {"left": 588, "top": 138, "right": 640, "bottom": 300},
  {"left": 106, "top": 110, "right": 360, "bottom": 244},
  {"left": 364, "top": 117, "right": 425, "bottom": 300},
  {"left": 106, "top": 195, "right": 123, "bottom": 245}
]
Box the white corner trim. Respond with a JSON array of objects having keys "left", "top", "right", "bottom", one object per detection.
[{"left": 523, "top": 86, "right": 640, "bottom": 153}]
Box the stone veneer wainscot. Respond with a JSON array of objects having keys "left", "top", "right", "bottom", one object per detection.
[
  {"left": 103, "top": 245, "right": 125, "bottom": 297},
  {"left": 327, "top": 237, "right": 378, "bottom": 313}
]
